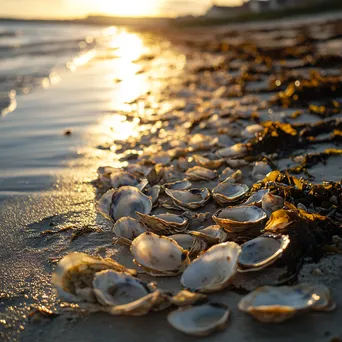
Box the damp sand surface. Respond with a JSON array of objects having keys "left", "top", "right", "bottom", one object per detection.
[{"left": 1, "top": 15, "right": 342, "bottom": 342}]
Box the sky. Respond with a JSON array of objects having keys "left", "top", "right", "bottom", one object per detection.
[{"left": 0, "top": 0, "right": 244, "bottom": 19}]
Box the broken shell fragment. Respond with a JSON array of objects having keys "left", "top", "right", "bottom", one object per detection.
[
  {"left": 136, "top": 212, "right": 189, "bottom": 235},
  {"left": 165, "top": 187, "right": 211, "bottom": 210},
  {"left": 131, "top": 232, "right": 190, "bottom": 276},
  {"left": 92, "top": 270, "right": 159, "bottom": 316},
  {"left": 261, "top": 193, "right": 284, "bottom": 217},
  {"left": 52, "top": 252, "right": 136, "bottom": 303},
  {"left": 170, "top": 233, "right": 207, "bottom": 258},
  {"left": 181, "top": 242, "right": 241, "bottom": 293},
  {"left": 212, "top": 182, "right": 249, "bottom": 206},
  {"left": 167, "top": 303, "right": 230, "bottom": 336},
  {"left": 238, "top": 234, "right": 290, "bottom": 272},
  {"left": 113, "top": 217, "right": 146, "bottom": 241},
  {"left": 96, "top": 186, "right": 152, "bottom": 221},
  {"left": 170, "top": 290, "right": 207, "bottom": 307},
  {"left": 213, "top": 205, "right": 267, "bottom": 233},
  {"left": 189, "top": 225, "right": 228, "bottom": 244},
  {"left": 185, "top": 166, "right": 217, "bottom": 181},
  {"left": 238, "top": 284, "right": 321, "bottom": 323}
]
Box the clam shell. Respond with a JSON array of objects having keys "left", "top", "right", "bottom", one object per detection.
[
  {"left": 181, "top": 242, "right": 241, "bottom": 293},
  {"left": 113, "top": 217, "right": 146, "bottom": 241},
  {"left": 189, "top": 225, "right": 227, "bottom": 244},
  {"left": 96, "top": 186, "right": 152, "bottom": 221},
  {"left": 238, "top": 284, "right": 320, "bottom": 323},
  {"left": 92, "top": 270, "right": 159, "bottom": 316},
  {"left": 212, "top": 182, "right": 249, "bottom": 206},
  {"left": 52, "top": 253, "right": 136, "bottom": 303},
  {"left": 185, "top": 166, "right": 217, "bottom": 181},
  {"left": 213, "top": 205, "right": 267, "bottom": 233},
  {"left": 163, "top": 178, "right": 192, "bottom": 190},
  {"left": 137, "top": 213, "right": 189, "bottom": 235},
  {"left": 238, "top": 234, "right": 290, "bottom": 272},
  {"left": 168, "top": 303, "right": 230, "bottom": 336},
  {"left": 165, "top": 188, "right": 211, "bottom": 210},
  {"left": 170, "top": 234, "right": 207, "bottom": 258},
  {"left": 131, "top": 232, "right": 190, "bottom": 276}
]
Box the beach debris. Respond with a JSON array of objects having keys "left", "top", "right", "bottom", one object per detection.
[
  {"left": 169, "top": 290, "right": 207, "bottom": 307},
  {"left": 180, "top": 242, "right": 241, "bottom": 293},
  {"left": 130, "top": 232, "right": 190, "bottom": 276},
  {"left": 167, "top": 303, "right": 230, "bottom": 336},
  {"left": 189, "top": 225, "right": 228, "bottom": 244},
  {"left": 63, "top": 129, "right": 72, "bottom": 136}
]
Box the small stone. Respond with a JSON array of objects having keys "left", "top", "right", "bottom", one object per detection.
[{"left": 311, "top": 268, "right": 323, "bottom": 276}]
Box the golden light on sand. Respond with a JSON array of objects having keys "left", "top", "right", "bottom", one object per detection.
[{"left": 96, "top": 0, "right": 157, "bottom": 17}]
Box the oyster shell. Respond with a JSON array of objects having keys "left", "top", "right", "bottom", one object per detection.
[
  {"left": 251, "top": 161, "right": 272, "bottom": 182},
  {"left": 136, "top": 213, "right": 189, "bottom": 235},
  {"left": 212, "top": 182, "right": 249, "bottom": 206},
  {"left": 181, "top": 242, "right": 241, "bottom": 293},
  {"left": 170, "top": 290, "right": 207, "bottom": 307},
  {"left": 213, "top": 205, "right": 267, "bottom": 233},
  {"left": 163, "top": 178, "right": 192, "bottom": 190},
  {"left": 238, "top": 234, "right": 290, "bottom": 272},
  {"left": 131, "top": 232, "right": 190, "bottom": 276},
  {"left": 189, "top": 134, "right": 218, "bottom": 151},
  {"left": 168, "top": 303, "right": 230, "bottom": 336},
  {"left": 185, "top": 166, "right": 217, "bottom": 181},
  {"left": 170, "top": 233, "right": 207, "bottom": 258},
  {"left": 165, "top": 188, "right": 211, "bottom": 210},
  {"left": 92, "top": 270, "right": 159, "bottom": 316},
  {"left": 261, "top": 193, "right": 284, "bottom": 217},
  {"left": 96, "top": 186, "right": 152, "bottom": 221},
  {"left": 189, "top": 225, "right": 228, "bottom": 244},
  {"left": 241, "top": 124, "right": 264, "bottom": 139},
  {"left": 193, "top": 154, "right": 225, "bottom": 170},
  {"left": 238, "top": 284, "right": 321, "bottom": 323},
  {"left": 243, "top": 189, "right": 269, "bottom": 206},
  {"left": 52, "top": 252, "right": 136, "bottom": 303},
  {"left": 109, "top": 170, "right": 139, "bottom": 188},
  {"left": 216, "top": 143, "right": 247, "bottom": 158},
  {"left": 113, "top": 217, "right": 146, "bottom": 241},
  {"left": 144, "top": 185, "right": 160, "bottom": 207}
]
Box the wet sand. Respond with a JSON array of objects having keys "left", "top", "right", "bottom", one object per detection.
[{"left": 1, "top": 14, "right": 342, "bottom": 342}]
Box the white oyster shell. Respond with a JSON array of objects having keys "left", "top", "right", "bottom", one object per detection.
[
  {"left": 165, "top": 187, "right": 211, "bottom": 210},
  {"left": 131, "top": 232, "right": 190, "bottom": 276},
  {"left": 168, "top": 303, "right": 230, "bottom": 336},
  {"left": 189, "top": 225, "right": 228, "bottom": 244},
  {"left": 181, "top": 242, "right": 241, "bottom": 293},
  {"left": 113, "top": 217, "right": 146, "bottom": 240},
  {"left": 212, "top": 182, "right": 249, "bottom": 206},
  {"left": 96, "top": 186, "right": 152, "bottom": 221},
  {"left": 185, "top": 166, "right": 217, "bottom": 181}
]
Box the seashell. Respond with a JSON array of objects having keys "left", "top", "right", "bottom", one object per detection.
[
  {"left": 261, "top": 193, "right": 284, "bottom": 217},
  {"left": 150, "top": 151, "right": 171, "bottom": 165},
  {"left": 144, "top": 185, "right": 160, "bottom": 207},
  {"left": 185, "top": 166, "right": 217, "bottom": 181},
  {"left": 163, "top": 178, "right": 192, "bottom": 190},
  {"left": 109, "top": 170, "right": 139, "bottom": 188},
  {"left": 241, "top": 124, "right": 264, "bottom": 139},
  {"left": 136, "top": 213, "right": 189, "bottom": 235},
  {"left": 310, "top": 284, "right": 336, "bottom": 312},
  {"left": 113, "top": 217, "right": 146, "bottom": 241},
  {"left": 125, "top": 163, "right": 152, "bottom": 177},
  {"left": 243, "top": 189, "right": 269, "bottom": 206},
  {"left": 181, "top": 242, "right": 241, "bottom": 293},
  {"left": 170, "top": 290, "right": 207, "bottom": 307},
  {"left": 212, "top": 182, "right": 249, "bottom": 206},
  {"left": 238, "top": 284, "right": 321, "bottom": 323},
  {"left": 189, "top": 134, "right": 218, "bottom": 151},
  {"left": 219, "top": 167, "right": 235, "bottom": 181},
  {"left": 251, "top": 161, "right": 272, "bottom": 182},
  {"left": 193, "top": 155, "right": 225, "bottom": 170},
  {"left": 97, "top": 166, "right": 118, "bottom": 177},
  {"left": 189, "top": 225, "right": 228, "bottom": 244},
  {"left": 96, "top": 186, "right": 152, "bottom": 221},
  {"left": 168, "top": 303, "right": 230, "bottom": 336},
  {"left": 131, "top": 232, "right": 190, "bottom": 276},
  {"left": 165, "top": 188, "right": 211, "bottom": 210},
  {"left": 226, "top": 159, "right": 249, "bottom": 168},
  {"left": 92, "top": 270, "right": 159, "bottom": 316},
  {"left": 213, "top": 205, "right": 267, "bottom": 233},
  {"left": 220, "top": 169, "right": 243, "bottom": 183},
  {"left": 216, "top": 143, "right": 247, "bottom": 158},
  {"left": 52, "top": 252, "right": 136, "bottom": 303},
  {"left": 170, "top": 233, "right": 207, "bottom": 258},
  {"left": 176, "top": 157, "right": 196, "bottom": 171},
  {"left": 237, "top": 234, "right": 290, "bottom": 272}
]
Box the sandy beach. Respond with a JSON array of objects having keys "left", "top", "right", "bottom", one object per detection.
[{"left": 1, "top": 13, "right": 342, "bottom": 342}]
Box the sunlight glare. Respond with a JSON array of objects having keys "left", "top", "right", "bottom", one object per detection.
[{"left": 96, "top": 0, "right": 158, "bottom": 17}]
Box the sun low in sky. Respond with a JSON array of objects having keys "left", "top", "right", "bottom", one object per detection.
[{"left": 0, "top": 0, "right": 244, "bottom": 19}]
